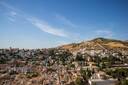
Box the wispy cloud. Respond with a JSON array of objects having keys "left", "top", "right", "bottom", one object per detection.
[
  {"left": 95, "top": 30, "right": 113, "bottom": 37},
  {"left": 10, "top": 11, "right": 17, "bottom": 16},
  {"left": 55, "top": 14, "right": 76, "bottom": 28},
  {"left": 0, "top": 2, "right": 18, "bottom": 22},
  {"left": 7, "top": 17, "right": 15, "bottom": 22},
  {"left": 7, "top": 11, "right": 17, "bottom": 22},
  {"left": 0, "top": 2, "right": 70, "bottom": 38},
  {"left": 27, "top": 17, "right": 69, "bottom": 37}
]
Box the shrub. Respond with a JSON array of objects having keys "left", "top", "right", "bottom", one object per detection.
[{"left": 25, "top": 72, "right": 39, "bottom": 78}]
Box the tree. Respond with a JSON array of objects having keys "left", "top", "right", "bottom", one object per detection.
[
  {"left": 93, "top": 56, "right": 100, "bottom": 67},
  {"left": 80, "top": 68, "right": 92, "bottom": 79},
  {"left": 75, "top": 52, "right": 84, "bottom": 61},
  {"left": 121, "top": 79, "right": 128, "bottom": 85},
  {"left": 0, "top": 57, "right": 7, "bottom": 64},
  {"left": 80, "top": 68, "right": 92, "bottom": 85},
  {"left": 99, "top": 62, "right": 106, "bottom": 70},
  {"left": 25, "top": 72, "right": 39, "bottom": 78},
  {"left": 75, "top": 77, "right": 85, "bottom": 85},
  {"left": 106, "top": 68, "right": 128, "bottom": 82}
]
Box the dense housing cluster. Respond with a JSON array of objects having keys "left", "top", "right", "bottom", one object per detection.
[{"left": 0, "top": 38, "right": 128, "bottom": 85}]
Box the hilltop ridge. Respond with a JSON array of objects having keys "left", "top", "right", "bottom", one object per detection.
[{"left": 60, "top": 37, "right": 128, "bottom": 52}]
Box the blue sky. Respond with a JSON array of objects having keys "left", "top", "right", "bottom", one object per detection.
[{"left": 0, "top": 0, "right": 128, "bottom": 48}]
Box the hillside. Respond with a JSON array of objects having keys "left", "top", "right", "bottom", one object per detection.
[
  {"left": 0, "top": 37, "right": 128, "bottom": 85},
  {"left": 60, "top": 37, "right": 128, "bottom": 52}
]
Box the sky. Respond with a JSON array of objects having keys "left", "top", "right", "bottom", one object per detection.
[{"left": 0, "top": 0, "right": 128, "bottom": 48}]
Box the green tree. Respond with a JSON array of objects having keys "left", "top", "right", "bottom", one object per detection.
[
  {"left": 106, "top": 68, "right": 128, "bottom": 82},
  {"left": 121, "top": 79, "right": 128, "bottom": 85},
  {"left": 75, "top": 52, "right": 84, "bottom": 61},
  {"left": 75, "top": 77, "right": 85, "bottom": 85},
  {"left": 80, "top": 68, "right": 92, "bottom": 85}
]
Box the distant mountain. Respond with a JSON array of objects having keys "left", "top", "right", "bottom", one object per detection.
[{"left": 59, "top": 37, "right": 128, "bottom": 52}]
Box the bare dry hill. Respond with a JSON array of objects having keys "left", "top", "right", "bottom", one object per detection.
[{"left": 60, "top": 37, "right": 128, "bottom": 52}]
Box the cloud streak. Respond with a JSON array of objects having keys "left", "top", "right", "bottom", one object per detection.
[
  {"left": 27, "top": 18, "right": 69, "bottom": 37},
  {"left": 8, "top": 17, "right": 15, "bottom": 22},
  {"left": 7, "top": 11, "right": 17, "bottom": 22},
  {"left": 0, "top": 1, "right": 69, "bottom": 38},
  {"left": 10, "top": 11, "right": 17, "bottom": 16}
]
